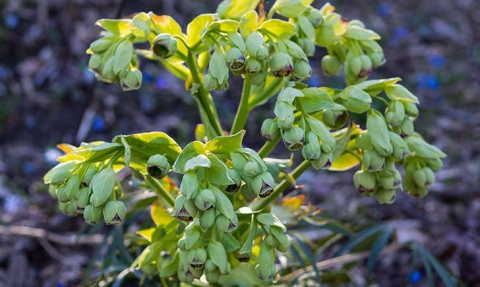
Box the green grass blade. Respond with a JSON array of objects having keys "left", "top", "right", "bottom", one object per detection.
[
  {"left": 366, "top": 225, "right": 393, "bottom": 276},
  {"left": 333, "top": 224, "right": 387, "bottom": 257},
  {"left": 291, "top": 233, "right": 320, "bottom": 279}
]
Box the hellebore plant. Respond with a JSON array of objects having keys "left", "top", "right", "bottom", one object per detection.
[{"left": 44, "top": 0, "right": 446, "bottom": 285}]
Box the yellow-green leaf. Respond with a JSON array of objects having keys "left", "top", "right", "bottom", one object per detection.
[
  {"left": 330, "top": 152, "right": 361, "bottom": 171},
  {"left": 216, "top": 0, "right": 261, "bottom": 19},
  {"left": 187, "top": 14, "right": 216, "bottom": 47},
  {"left": 95, "top": 19, "right": 132, "bottom": 37},
  {"left": 258, "top": 19, "right": 295, "bottom": 40}
]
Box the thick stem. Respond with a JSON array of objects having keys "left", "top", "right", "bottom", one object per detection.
[
  {"left": 231, "top": 76, "right": 252, "bottom": 135},
  {"left": 146, "top": 175, "right": 175, "bottom": 207},
  {"left": 258, "top": 136, "right": 281, "bottom": 158},
  {"left": 251, "top": 160, "right": 311, "bottom": 211},
  {"left": 186, "top": 51, "right": 223, "bottom": 138}
]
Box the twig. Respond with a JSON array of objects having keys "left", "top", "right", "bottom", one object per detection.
[
  {"left": 281, "top": 242, "right": 404, "bottom": 282},
  {"left": 0, "top": 225, "right": 104, "bottom": 245}
]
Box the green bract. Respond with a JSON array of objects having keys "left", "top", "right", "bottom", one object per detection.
[{"left": 43, "top": 0, "right": 447, "bottom": 285}]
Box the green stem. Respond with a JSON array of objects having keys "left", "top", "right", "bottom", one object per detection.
[
  {"left": 258, "top": 136, "right": 281, "bottom": 158},
  {"left": 251, "top": 160, "right": 311, "bottom": 211},
  {"left": 146, "top": 175, "right": 175, "bottom": 207},
  {"left": 186, "top": 51, "right": 223, "bottom": 138},
  {"left": 248, "top": 78, "right": 284, "bottom": 109},
  {"left": 231, "top": 76, "right": 252, "bottom": 134}
]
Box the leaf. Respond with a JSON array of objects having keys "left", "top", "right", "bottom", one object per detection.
[
  {"left": 149, "top": 14, "right": 183, "bottom": 35},
  {"left": 114, "top": 132, "right": 182, "bottom": 174},
  {"left": 291, "top": 233, "right": 320, "bottom": 279},
  {"left": 205, "top": 130, "right": 245, "bottom": 154},
  {"left": 95, "top": 19, "right": 132, "bottom": 37},
  {"left": 113, "top": 40, "right": 133, "bottom": 74},
  {"left": 298, "top": 16, "right": 315, "bottom": 39},
  {"left": 217, "top": 262, "right": 270, "bottom": 287},
  {"left": 354, "top": 77, "right": 401, "bottom": 94},
  {"left": 58, "top": 142, "right": 123, "bottom": 163},
  {"left": 44, "top": 161, "right": 80, "bottom": 185},
  {"left": 136, "top": 227, "right": 157, "bottom": 242},
  {"left": 256, "top": 213, "right": 287, "bottom": 232},
  {"left": 344, "top": 25, "right": 381, "bottom": 40},
  {"left": 385, "top": 84, "right": 420, "bottom": 104},
  {"left": 404, "top": 134, "right": 447, "bottom": 158},
  {"left": 330, "top": 152, "right": 361, "bottom": 171},
  {"left": 184, "top": 154, "right": 211, "bottom": 171},
  {"left": 411, "top": 244, "right": 457, "bottom": 287},
  {"left": 239, "top": 216, "right": 257, "bottom": 254},
  {"left": 187, "top": 14, "right": 216, "bottom": 47},
  {"left": 219, "top": 233, "right": 240, "bottom": 252},
  {"left": 119, "top": 136, "right": 131, "bottom": 166},
  {"left": 172, "top": 141, "right": 206, "bottom": 173},
  {"left": 239, "top": 10, "right": 258, "bottom": 38},
  {"left": 210, "top": 19, "right": 240, "bottom": 33},
  {"left": 366, "top": 225, "right": 393, "bottom": 276},
  {"left": 302, "top": 217, "right": 354, "bottom": 236},
  {"left": 298, "top": 88, "right": 335, "bottom": 113},
  {"left": 206, "top": 153, "right": 234, "bottom": 186},
  {"left": 211, "top": 186, "right": 235, "bottom": 220},
  {"left": 216, "top": 0, "right": 261, "bottom": 19},
  {"left": 132, "top": 241, "right": 162, "bottom": 268},
  {"left": 333, "top": 224, "right": 388, "bottom": 257},
  {"left": 258, "top": 19, "right": 295, "bottom": 39},
  {"left": 151, "top": 199, "right": 175, "bottom": 226}
]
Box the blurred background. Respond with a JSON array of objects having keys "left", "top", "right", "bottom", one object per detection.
[{"left": 0, "top": 0, "right": 478, "bottom": 286}]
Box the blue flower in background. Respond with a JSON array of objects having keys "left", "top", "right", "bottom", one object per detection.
[
  {"left": 92, "top": 115, "right": 105, "bottom": 132},
  {"left": 142, "top": 72, "right": 154, "bottom": 84},
  {"left": 408, "top": 270, "right": 422, "bottom": 284},
  {"left": 393, "top": 26, "right": 409, "bottom": 41},
  {"left": 417, "top": 73, "right": 439, "bottom": 90},
  {"left": 5, "top": 14, "right": 19, "bottom": 29},
  {"left": 377, "top": 4, "right": 391, "bottom": 18},
  {"left": 429, "top": 55, "right": 446, "bottom": 68},
  {"left": 156, "top": 75, "right": 169, "bottom": 89},
  {"left": 307, "top": 75, "right": 321, "bottom": 87}
]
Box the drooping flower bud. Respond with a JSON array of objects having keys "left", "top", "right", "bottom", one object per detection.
[
  {"left": 251, "top": 172, "right": 275, "bottom": 198},
  {"left": 321, "top": 55, "right": 342, "bottom": 76},
  {"left": 244, "top": 161, "right": 261, "bottom": 178},
  {"left": 310, "top": 152, "right": 332, "bottom": 170},
  {"left": 194, "top": 188, "right": 216, "bottom": 211},
  {"left": 389, "top": 132, "right": 410, "bottom": 160},
  {"left": 385, "top": 100, "right": 405, "bottom": 127},
  {"left": 147, "top": 154, "right": 171, "bottom": 179},
  {"left": 298, "top": 38, "right": 315, "bottom": 57},
  {"left": 90, "top": 167, "right": 116, "bottom": 207},
  {"left": 363, "top": 150, "right": 385, "bottom": 171},
  {"left": 292, "top": 60, "right": 312, "bottom": 81},
  {"left": 88, "top": 54, "right": 103, "bottom": 73},
  {"left": 322, "top": 107, "right": 348, "bottom": 129},
  {"left": 340, "top": 86, "right": 372, "bottom": 114},
  {"left": 374, "top": 188, "right": 396, "bottom": 204},
  {"left": 151, "top": 33, "right": 178, "bottom": 59},
  {"left": 83, "top": 204, "right": 103, "bottom": 225},
  {"left": 368, "top": 52, "right": 386, "bottom": 68},
  {"left": 358, "top": 54, "right": 373, "bottom": 78},
  {"left": 403, "top": 102, "right": 419, "bottom": 117},
  {"left": 76, "top": 187, "right": 91, "bottom": 212},
  {"left": 120, "top": 68, "right": 142, "bottom": 91},
  {"left": 226, "top": 169, "right": 242, "bottom": 194},
  {"left": 103, "top": 200, "right": 127, "bottom": 225},
  {"left": 353, "top": 170, "right": 377, "bottom": 193},
  {"left": 306, "top": 8, "right": 323, "bottom": 28},
  {"left": 261, "top": 118, "right": 280, "bottom": 141},
  {"left": 270, "top": 52, "right": 293, "bottom": 77},
  {"left": 400, "top": 118, "right": 415, "bottom": 137},
  {"left": 174, "top": 194, "right": 196, "bottom": 222},
  {"left": 199, "top": 209, "right": 216, "bottom": 230},
  {"left": 245, "top": 57, "right": 263, "bottom": 74},
  {"left": 186, "top": 248, "right": 207, "bottom": 269},
  {"left": 245, "top": 32, "right": 265, "bottom": 58},
  {"left": 282, "top": 126, "right": 304, "bottom": 150},
  {"left": 226, "top": 47, "right": 246, "bottom": 73}
]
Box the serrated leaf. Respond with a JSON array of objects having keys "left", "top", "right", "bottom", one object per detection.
[
  {"left": 114, "top": 132, "right": 181, "bottom": 174},
  {"left": 173, "top": 141, "right": 206, "bottom": 173},
  {"left": 258, "top": 19, "right": 295, "bottom": 39},
  {"left": 187, "top": 14, "right": 216, "bottom": 47},
  {"left": 95, "top": 19, "right": 132, "bottom": 37},
  {"left": 205, "top": 130, "right": 245, "bottom": 154},
  {"left": 385, "top": 84, "right": 420, "bottom": 104},
  {"left": 298, "top": 88, "right": 335, "bottom": 113},
  {"left": 184, "top": 154, "right": 211, "bottom": 171},
  {"left": 217, "top": 0, "right": 261, "bottom": 19}
]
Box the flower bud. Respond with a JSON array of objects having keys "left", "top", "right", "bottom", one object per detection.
[
  {"left": 363, "top": 150, "right": 385, "bottom": 171},
  {"left": 385, "top": 100, "right": 405, "bottom": 127},
  {"left": 147, "top": 154, "right": 170, "bottom": 179},
  {"left": 403, "top": 102, "right": 419, "bottom": 117},
  {"left": 353, "top": 170, "right": 377, "bottom": 193},
  {"left": 301, "top": 143, "right": 321, "bottom": 161},
  {"left": 226, "top": 47, "right": 246, "bottom": 73},
  {"left": 298, "top": 38, "right": 315, "bottom": 57},
  {"left": 240, "top": 184, "right": 257, "bottom": 201},
  {"left": 270, "top": 52, "right": 293, "bottom": 77},
  {"left": 379, "top": 173, "right": 401, "bottom": 190},
  {"left": 251, "top": 172, "right": 275, "bottom": 198},
  {"left": 425, "top": 158, "right": 443, "bottom": 172},
  {"left": 285, "top": 40, "right": 307, "bottom": 61},
  {"left": 310, "top": 152, "right": 332, "bottom": 170},
  {"left": 186, "top": 248, "right": 207, "bottom": 269},
  {"left": 368, "top": 52, "right": 386, "bottom": 68},
  {"left": 199, "top": 209, "right": 216, "bottom": 230},
  {"left": 276, "top": 113, "right": 295, "bottom": 130},
  {"left": 83, "top": 204, "right": 103, "bottom": 225},
  {"left": 261, "top": 118, "right": 280, "bottom": 141},
  {"left": 205, "top": 270, "right": 221, "bottom": 283},
  {"left": 256, "top": 46, "right": 270, "bottom": 61},
  {"left": 103, "top": 200, "right": 126, "bottom": 225},
  {"left": 366, "top": 110, "right": 393, "bottom": 157},
  {"left": 215, "top": 214, "right": 230, "bottom": 233},
  {"left": 282, "top": 126, "right": 304, "bottom": 151},
  {"left": 389, "top": 132, "right": 410, "bottom": 160},
  {"left": 207, "top": 240, "right": 228, "bottom": 274},
  {"left": 120, "top": 68, "right": 142, "bottom": 91},
  {"left": 48, "top": 185, "right": 58, "bottom": 199},
  {"left": 226, "top": 169, "right": 242, "bottom": 194},
  {"left": 306, "top": 8, "right": 323, "bottom": 28},
  {"left": 292, "top": 60, "right": 312, "bottom": 81},
  {"left": 358, "top": 54, "right": 373, "bottom": 78},
  {"left": 180, "top": 171, "right": 199, "bottom": 199},
  {"left": 89, "top": 38, "right": 113, "bottom": 54},
  {"left": 265, "top": 234, "right": 279, "bottom": 248},
  {"left": 76, "top": 187, "right": 91, "bottom": 212},
  {"left": 374, "top": 188, "right": 396, "bottom": 204},
  {"left": 321, "top": 55, "right": 342, "bottom": 76},
  {"left": 88, "top": 54, "right": 103, "bottom": 72},
  {"left": 323, "top": 108, "right": 348, "bottom": 129},
  {"left": 244, "top": 161, "right": 260, "bottom": 178},
  {"left": 203, "top": 73, "right": 219, "bottom": 90},
  {"left": 413, "top": 169, "right": 427, "bottom": 188},
  {"left": 194, "top": 188, "right": 216, "bottom": 211},
  {"left": 90, "top": 167, "right": 116, "bottom": 207},
  {"left": 341, "top": 86, "right": 372, "bottom": 114},
  {"left": 174, "top": 194, "right": 196, "bottom": 222},
  {"left": 57, "top": 185, "right": 70, "bottom": 203},
  {"left": 245, "top": 57, "right": 263, "bottom": 74},
  {"left": 151, "top": 33, "right": 177, "bottom": 59},
  {"left": 356, "top": 133, "right": 373, "bottom": 150},
  {"left": 400, "top": 118, "right": 415, "bottom": 137}
]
